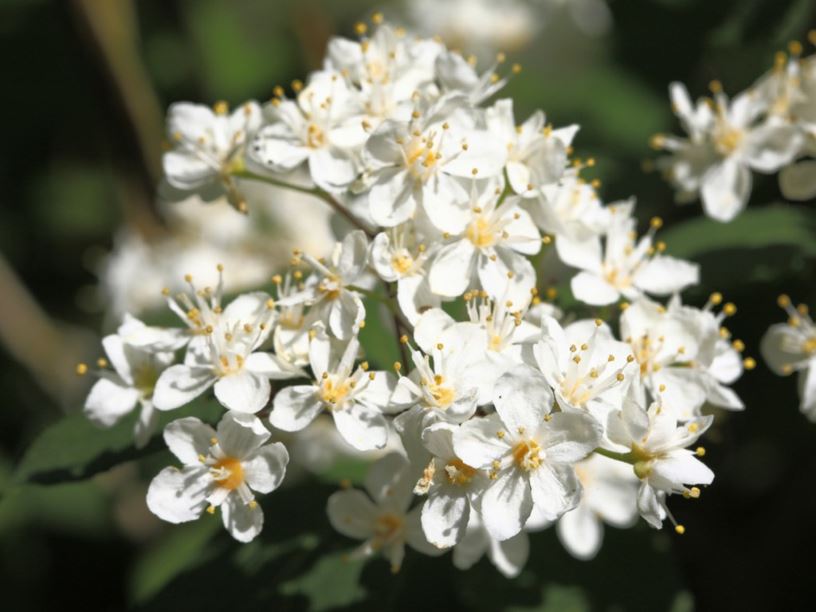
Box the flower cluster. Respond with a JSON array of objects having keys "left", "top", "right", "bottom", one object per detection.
[
  {"left": 77, "top": 17, "right": 751, "bottom": 573},
  {"left": 653, "top": 33, "right": 816, "bottom": 222}
]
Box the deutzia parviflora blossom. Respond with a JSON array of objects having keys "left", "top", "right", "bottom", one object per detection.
[
  {"left": 569, "top": 203, "right": 699, "bottom": 306},
  {"left": 655, "top": 80, "right": 803, "bottom": 222},
  {"left": 270, "top": 325, "right": 395, "bottom": 451},
  {"left": 761, "top": 295, "right": 816, "bottom": 420},
  {"left": 153, "top": 282, "right": 301, "bottom": 413},
  {"left": 82, "top": 315, "right": 186, "bottom": 447},
  {"left": 163, "top": 101, "right": 262, "bottom": 210},
  {"left": 293, "top": 230, "right": 369, "bottom": 341},
  {"left": 146, "top": 412, "right": 288, "bottom": 542},
  {"left": 454, "top": 366, "right": 602, "bottom": 540},
  {"left": 428, "top": 178, "right": 541, "bottom": 306},
  {"left": 413, "top": 422, "right": 489, "bottom": 548},
  {"left": 606, "top": 397, "right": 713, "bottom": 530},
  {"left": 621, "top": 295, "right": 745, "bottom": 420},
  {"left": 327, "top": 452, "right": 442, "bottom": 573},
  {"left": 251, "top": 71, "right": 366, "bottom": 193}
]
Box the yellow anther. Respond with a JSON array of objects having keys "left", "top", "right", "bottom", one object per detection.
[
  {"left": 393, "top": 362, "right": 402, "bottom": 372},
  {"left": 723, "top": 303, "right": 737, "bottom": 316},
  {"left": 616, "top": 372, "right": 625, "bottom": 382},
  {"left": 778, "top": 294, "right": 791, "bottom": 308},
  {"left": 695, "top": 447, "right": 706, "bottom": 457},
  {"left": 361, "top": 361, "right": 369, "bottom": 371},
  {"left": 743, "top": 357, "right": 756, "bottom": 370},
  {"left": 650, "top": 216, "right": 663, "bottom": 230},
  {"left": 788, "top": 40, "right": 803, "bottom": 56},
  {"left": 76, "top": 363, "right": 88, "bottom": 376},
  {"left": 675, "top": 525, "right": 686, "bottom": 535},
  {"left": 210, "top": 437, "right": 218, "bottom": 445},
  {"left": 206, "top": 505, "right": 216, "bottom": 514},
  {"left": 354, "top": 22, "right": 367, "bottom": 35},
  {"left": 709, "top": 80, "right": 722, "bottom": 93},
  {"left": 248, "top": 500, "right": 258, "bottom": 509},
  {"left": 213, "top": 100, "right": 229, "bottom": 115},
  {"left": 371, "top": 11, "right": 384, "bottom": 24},
  {"left": 511, "top": 63, "right": 522, "bottom": 74},
  {"left": 96, "top": 358, "right": 108, "bottom": 369},
  {"left": 369, "top": 372, "right": 376, "bottom": 381},
  {"left": 732, "top": 339, "right": 745, "bottom": 352},
  {"left": 184, "top": 274, "right": 193, "bottom": 283},
  {"left": 400, "top": 334, "right": 409, "bottom": 344}
]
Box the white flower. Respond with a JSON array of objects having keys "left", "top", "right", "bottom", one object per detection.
[
  {"left": 369, "top": 223, "right": 440, "bottom": 324},
  {"left": 154, "top": 288, "right": 301, "bottom": 413},
  {"left": 435, "top": 51, "right": 512, "bottom": 105},
  {"left": 413, "top": 422, "right": 489, "bottom": 548},
  {"left": 453, "top": 366, "right": 602, "bottom": 540},
  {"left": 327, "top": 453, "right": 443, "bottom": 572},
  {"left": 392, "top": 324, "right": 488, "bottom": 443},
  {"left": 656, "top": 82, "right": 803, "bottom": 221},
  {"left": 532, "top": 317, "right": 635, "bottom": 430},
  {"left": 606, "top": 397, "right": 713, "bottom": 530},
  {"left": 760, "top": 295, "right": 816, "bottom": 420},
  {"left": 269, "top": 326, "right": 395, "bottom": 451},
  {"left": 556, "top": 454, "right": 638, "bottom": 560},
  {"left": 146, "top": 412, "right": 288, "bottom": 542},
  {"left": 295, "top": 230, "right": 369, "bottom": 340},
  {"left": 163, "top": 101, "right": 261, "bottom": 206},
  {"left": 362, "top": 95, "right": 505, "bottom": 227},
  {"left": 452, "top": 512, "right": 529, "bottom": 578},
  {"left": 83, "top": 315, "right": 185, "bottom": 447},
  {"left": 428, "top": 179, "right": 541, "bottom": 306},
  {"left": 570, "top": 203, "right": 699, "bottom": 306},
  {"left": 621, "top": 296, "right": 744, "bottom": 420},
  {"left": 486, "top": 98, "right": 575, "bottom": 197},
  {"left": 325, "top": 23, "right": 442, "bottom": 125},
  {"left": 251, "top": 71, "right": 365, "bottom": 193}
]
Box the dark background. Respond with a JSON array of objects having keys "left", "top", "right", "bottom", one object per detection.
[{"left": 1, "top": 0, "right": 815, "bottom": 610}]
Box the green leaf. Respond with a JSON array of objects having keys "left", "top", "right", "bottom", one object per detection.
[
  {"left": 661, "top": 204, "right": 816, "bottom": 259},
  {"left": 279, "top": 551, "right": 366, "bottom": 611},
  {"left": 15, "top": 399, "right": 223, "bottom": 486}
]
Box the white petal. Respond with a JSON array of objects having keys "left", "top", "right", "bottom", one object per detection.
[
  {"left": 270, "top": 385, "right": 324, "bottom": 432},
  {"left": 164, "top": 416, "right": 216, "bottom": 465},
  {"left": 487, "top": 530, "right": 529, "bottom": 578},
  {"left": 332, "top": 402, "right": 388, "bottom": 451},
  {"left": 742, "top": 124, "right": 802, "bottom": 173},
  {"left": 146, "top": 465, "right": 210, "bottom": 523},
  {"left": 529, "top": 464, "right": 579, "bottom": 522},
  {"left": 84, "top": 378, "right": 140, "bottom": 427},
  {"left": 701, "top": 158, "right": 752, "bottom": 223},
  {"left": 557, "top": 503, "right": 603, "bottom": 560},
  {"left": 213, "top": 370, "right": 271, "bottom": 413},
  {"left": 543, "top": 413, "right": 602, "bottom": 464},
  {"left": 428, "top": 240, "right": 476, "bottom": 298},
  {"left": 570, "top": 272, "right": 620, "bottom": 306},
  {"left": 421, "top": 489, "right": 469, "bottom": 548},
  {"left": 453, "top": 413, "right": 509, "bottom": 469},
  {"left": 221, "top": 494, "right": 264, "bottom": 542},
  {"left": 406, "top": 506, "right": 447, "bottom": 556},
  {"left": 327, "top": 489, "right": 377, "bottom": 540},
  {"left": 634, "top": 256, "right": 699, "bottom": 295},
  {"left": 760, "top": 323, "right": 809, "bottom": 375},
  {"left": 244, "top": 352, "right": 303, "bottom": 379},
  {"left": 779, "top": 160, "right": 816, "bottom": 201},
  {"left": 493, "top": 366, "right": 552, "bottom": 434},
  {"left": 328, "top": 291, "right": 365, "bottom": 340},
  {"left": 242, "top": 442, "right": 289, "bottom": 493},
  {"left": 481, "top": 469, "right": 532, "bottom": 541},
  {"left": 101, "top": 334, "right": 133, "bottom": 384},
  {"left": 153, "top": 365, "right": 214, "bottom": 411},
  {"left": 217, "top": 412, "right": 271, "bottom": 459}
]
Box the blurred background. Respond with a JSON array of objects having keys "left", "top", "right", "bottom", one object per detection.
[{"left": 1, "top": 0, "right": 815, "bottom": 609}]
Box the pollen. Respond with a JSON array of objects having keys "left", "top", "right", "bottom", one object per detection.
[
  {"left": 212, "top": 457, "right": 244, "bottom": 491},
  {"left": 512, "top": 439, "right": 542, "bottom": 471}
]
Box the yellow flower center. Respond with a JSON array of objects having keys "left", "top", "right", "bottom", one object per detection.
[
  {"left": 512, "top": 439, "right": 542, "bottom": 471},
  {"left": 713, "top": 124, "right": 743, "bottom": 156},
  {"left": 320, "top": 378, "right": 350, "bottom": 406},
  {"left": 373, "top": 512, "right": 403, "bottom": 545},
  {"left": 212, "top": 457, "right": 244, "bottom": 491},
  {"left": 466, "top": 216, "right": 496, "bottom": 249},
  {"left": 391, "top": 252, "right": 414, "bottom": 275},
  {"left": 428, "top": 380, "right": 455, "bottom": 408},
  {"left": 306, "top": 123, "right": 326, "bottom": 149},
  {"left": 444, "top": 459, "right": 477, "bottom": 486}
]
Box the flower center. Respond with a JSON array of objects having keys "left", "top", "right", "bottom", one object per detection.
[
  {"left": 603, "top": 265, "right": 633, "bottom": 290},
  {"left": 320, "top": 377, "right": 350, "bottom": 406},
  {"left": 132, "top": 364, "right": 159, "bottom": 395},
  {"left": 212, "top": 457, "right": 244, "bottom": 491},
  {"left": 466, "top": 216, "right": 496, "bottom": 249},
  {"left": 444, "top": 459, "right": 477, "bottom": 486},
  {"left": 306, "top": 123, "right": 326, "bottom": 149},
  {"left": 512, "top": 439, "right": 542, "bottom": 471},
  {"left": 373, "top": 512, "right": 403, "bottom": 545},
  {"left": 427, "top": 376, "right": 455, "bottom": 408},
  {"left": 391, "top": 251, "right": 414, "bottom": 275},
  {"left": 318, "top": 276, "right": 342, "bottom": 301},
  {"left": 713, "top": 124, "right": 743, "bottom": 156}
]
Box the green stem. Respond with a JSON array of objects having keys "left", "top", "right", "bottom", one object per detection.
[
  {"left": 232, "top": 170, "right": 376, "bottom": 237},
  {"left": 594, "top": 448, "right": 636, "bottom": 464}
]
